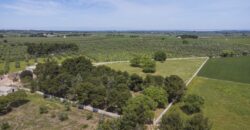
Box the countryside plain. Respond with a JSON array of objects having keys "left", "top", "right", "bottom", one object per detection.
[{"left": 0, "top": 31, "right": 250, "bottom": 130}]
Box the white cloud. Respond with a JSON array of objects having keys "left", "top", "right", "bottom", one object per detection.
[{"left": 1, "top": 0, "right": 62, "bottom": 16}]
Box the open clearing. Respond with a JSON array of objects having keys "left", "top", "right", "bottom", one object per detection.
[
  {"left": 107, "top": 58, "right": 206, "bottom": 82},
  {"left": 0, "top": 93, "right": 102, "bottom": 130},
  {"left": 186, "top": 77, "right": 250, "bottom": 130},
  {"left": 198, "top": 56, "right": 250, "bottom": 84}
]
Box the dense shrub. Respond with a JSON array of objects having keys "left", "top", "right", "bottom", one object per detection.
[
  {"left": 86, "top": 112, "right": 93, "bottom": 120},
  {"left": 242, "top": 51, "right": 248, "bottom": 56},
  {"left": 182, "top": 95, "right": 204, "bottom": 114},
  {"left": 220, "top": 50, "right": 236, "bottom": 57},
  {"left": 141, "top": 58, "right": 156, "bottom": 73},
  {"left": 0, "top": 122, "right": 11, "bottom": 130},
  {"left": 130, "top": 56, "right": 141, "bottom": 67},
  {"left": 182, "top": 40, "right": 189, "bottom": 44},
  {"left": 185, "top": 113, "right": 212, "bottom": 130},
  {"left": 39, "top": 105, "right": 49, "bottom": 114},
  {"left": 159, "top": 112, "right": 184, "bottom": 130},
  {"left": 58, "top": 112, "right": 69, "bottom": 121},
  {"left": 0, "top": 91, "right": 28, "bottom": 115},
  {"left": 20, "top": 70, "right": 33, "bottom": 80},
  {"left": 64, "top": 103, "right": 71, "bottom": 111}
]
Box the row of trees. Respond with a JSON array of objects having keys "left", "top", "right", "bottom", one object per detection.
[
  {"left": 177, "top": 35, "right": 199, "bottom": 39},
  {"left": 220, "top": 50, "right": 249, "bottom": 57},
  {"left": 26, "top": 43, "right": 79, "bottom": 56}
]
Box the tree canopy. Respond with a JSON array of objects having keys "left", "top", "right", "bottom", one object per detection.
[
  {"left": 164, "top": 75, "right": 186, "bottom": 102},
  {"left": 154, "top": 51, "right": 167, "bottom": 61},
  {"left": 182, "top": 94, "right": 204, "bottom": 114},
  {"left": 143, "top": 86, "right": 168, "bottom": 108},
  {"left": 159, "top": 112, "right": 184, "bottom": 130}
]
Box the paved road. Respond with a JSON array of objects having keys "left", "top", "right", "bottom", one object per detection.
[{"left": 153, "top": 57, "right": 209, "bottom": 125}]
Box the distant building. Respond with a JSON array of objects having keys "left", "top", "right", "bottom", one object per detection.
[{"left": 0, "top": 86, "right": 17, "bottom": 96}]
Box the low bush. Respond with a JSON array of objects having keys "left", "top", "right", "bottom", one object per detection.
[
  {"left": 58, "top": 112, "right": 68, "bottom": 121},
  {"left": 86, "top": 112, "right": 93, "bottom": 120},
  {"left": 39, "top": 105, "right": 49, "bottom": 114},
  {"left": 0, "top": 122, "right": 11, "bottom": 130}
]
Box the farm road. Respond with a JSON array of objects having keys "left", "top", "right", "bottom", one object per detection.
[{"left": 153, "top": 57, "right": 209, "bottom": 125}]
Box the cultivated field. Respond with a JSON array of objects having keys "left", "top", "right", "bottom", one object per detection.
[
  {"left": 107, "top": 58, "right": 207, "bottom": 82},
  {"left": 198, "top": 56, "right": 250, "bottom": 84},
  {"left": 187, "top": 77, "right": 250, "bottom": 130},
  {"left": 0, "top": 93, "right": 103, "bottom": 130},
  {"left": 1, "top": 35, "right": 250, "bottom": 62}
]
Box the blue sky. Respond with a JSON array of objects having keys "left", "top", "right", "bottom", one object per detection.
[{"left": 0, "top": 0, "right": 250, "bottom": 30}]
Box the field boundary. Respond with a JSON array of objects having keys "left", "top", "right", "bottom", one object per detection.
[
  {"left": 198, "top": 76, "right": 250, "bottom": 86},
  {"left": 153, "top": 57, "right": 209, "bottom": 125}
]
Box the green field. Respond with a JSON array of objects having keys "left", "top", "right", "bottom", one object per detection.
[
  {"left": 106, "top": 58, "right": 206, "bottom": 82},
  {"left": 186, "top": 77, "right": 250, "bottom": 130},
  {"left": 0, "top": 93, "right": 102, "bottom": 130},
  {"left": 198, "top": 56, "right": 250, "bottom": 84}
]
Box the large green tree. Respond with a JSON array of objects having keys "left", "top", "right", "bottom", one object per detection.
[
  {"left": 128, "top": 74, "right": 144, "bottom": 92},
  {"left": 164, "top": 75, "right": 186, "bottom": 102},
  {"left": 120, "top": 95, "right": 157, "bottom": 129},
  {"left": 154, "top": 51, "right": 167, "bottom": 61}
]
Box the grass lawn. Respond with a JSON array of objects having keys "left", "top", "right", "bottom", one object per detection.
[
  {"left": 198, "top": 56, "right": 250, "bottom": 84},
  {"left": 107, "top": 58, "right": 207, "bottom": 82},
  {"left": 0, "top": 93, "right": 104, "bottom": 130},
  {"left": 186, "top": 77, "right": 250, "bottom": 130}
]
